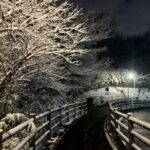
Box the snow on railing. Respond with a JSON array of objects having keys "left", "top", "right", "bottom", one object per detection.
[
  {"left": 105, "top": 100, "right": 150, "bottom": 150},
  {"left": 0, "top": 101, "right": 87, "bottom": 150}
]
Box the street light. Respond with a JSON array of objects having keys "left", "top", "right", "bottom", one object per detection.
[
  {"left": 136, "top": 73, "right": 150, "bottom": 80},
  {"left": 128, "top": 72, "right": 135, "bottom": 88},
  {"left": 127, "top": 72, "right": 150, "bottom": 88},
  {"left": 127, "top": 72, "right": 150, "bottom": 99},
  {"left": 127, "top": 72, "right": 136, "bottom": 99}
]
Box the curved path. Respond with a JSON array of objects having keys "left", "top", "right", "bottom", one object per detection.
[{"left": 56, "top": 104, "right": 112, "bottom": 150}]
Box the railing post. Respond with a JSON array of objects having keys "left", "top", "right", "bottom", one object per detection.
[
  {"left": 82, "top": 102, "right": 85, "bottom": 115},
  {"left": 113, "top": 108, "right": 118, "bottom": 141},
  {"left": 80, "top": 102, "right": 82, "bottom": 116},
  {"left": 76, "top": 102, "right": 79, "bottom": 117},
  {"left": 0, "top": 129, "right": 3, "bottom": 150},
  {"left": 74, "top": 102, "right": 77, "bottom": 119},
  {"left": 67, "top": 103, "right": 70, "bottom": 122},
  {"left": 84, "top": 102, "right": 87, "bottom": 114},
  {"left": 58, "top": 105, "right": 62, "bottom": 126},
  {"left": 46, "top": 109, "right": 52, "bottom": 149},
  {"left": 127, "top": 113, "right": 134, "bottom": 150},
  {"left": 47, "top": 108, "right": 51, "bottom": 137},
  {"left": 80, "top": 102, "right": 83, "bottom": 116},
  {"left": 30, "top": 113, "right": 36, "bottom": 150}
]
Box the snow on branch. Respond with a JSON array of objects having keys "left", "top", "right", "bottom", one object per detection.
[{"left": 0, "top": 0, "right": 88, "bottom": 101}]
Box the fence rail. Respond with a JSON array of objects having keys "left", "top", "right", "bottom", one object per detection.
[
  {"left": 106, "top": 100, "right": 150, "bottom": 150},
  {"left": 110, "top": 100, "right": 150, "bottom": 112},
  {"left": 0, "top": 101, "right": 87, "bottom": 150}
]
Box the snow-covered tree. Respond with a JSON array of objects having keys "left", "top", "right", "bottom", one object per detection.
[
  {"left": 65, "top": 13, "right": 115, "bottom": 89},
  {"left": 0, "top": 0, "right": 89, "bottom": 104}
]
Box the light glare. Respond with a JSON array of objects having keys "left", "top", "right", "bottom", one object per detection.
[{"left": 128, "top": 73, "right": 135, "bottom": 79}]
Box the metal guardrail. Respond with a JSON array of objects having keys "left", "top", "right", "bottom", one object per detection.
[
  {"left": 106, "top": 100, "right": 150, "bottom": 150},
  {"left": 0, "top": 101, "right": 87, "bottom": 150}
]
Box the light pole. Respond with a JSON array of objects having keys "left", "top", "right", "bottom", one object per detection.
[
  {"left": 127, "top": 72, "right": 150, "bottom": 99},
  {"left": 128, "top": 72, "right": 135, "bottom": 88},
  {"left": 127, "top": 72, "right": 136, "bottom": 99},
  {"left": 128, "top": 72, "right": 150, "bottom": 88}
]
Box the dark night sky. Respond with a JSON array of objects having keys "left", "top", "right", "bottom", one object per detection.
[{"left": 72, "top": 0, "right": 150, "bottom": 36}]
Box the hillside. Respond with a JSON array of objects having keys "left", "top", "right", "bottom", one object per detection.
[{"left": 84, "top": 87, "right": 150, "bottom": 105}]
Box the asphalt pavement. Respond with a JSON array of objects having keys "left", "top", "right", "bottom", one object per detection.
[{"left": 56, "top": 103, "right": 111, "bottom": 150}]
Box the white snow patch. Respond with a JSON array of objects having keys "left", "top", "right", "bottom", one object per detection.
[{"left": 84, "top": 87, "right": 150, "bottom": 103}]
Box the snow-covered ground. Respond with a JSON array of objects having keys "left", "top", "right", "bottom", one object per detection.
[{"left": 84, "top": 87, "right": 150, "bottom": 103}]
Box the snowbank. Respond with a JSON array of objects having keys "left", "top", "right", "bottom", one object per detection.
[{"left": 84, "top": 87, "right": 150, "bottom": 102}]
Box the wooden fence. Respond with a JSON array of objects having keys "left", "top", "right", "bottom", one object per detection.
[
  {"left": 106, "top": 101, "right": 150, "bottom": 150},
  {"left": 110, "top": 100, "right": 150, "bottom": 112},
  {"left": 0, "top": 101, "right": 87, "bottom": 150}
]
